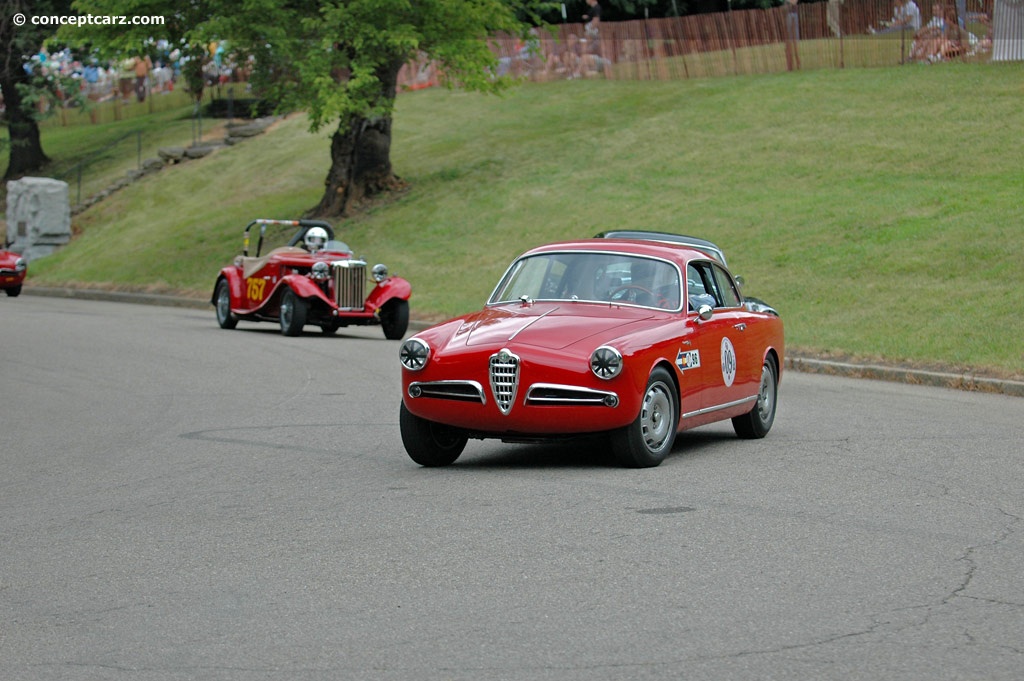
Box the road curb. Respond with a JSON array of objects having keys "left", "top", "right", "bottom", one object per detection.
[
  {"left": 25, "top": 286, "right": 211, "bottom": 309},
  {"left": 785, "top": 356, "right": 1024, "bottom": 398},
  {"left": 23, "top": 286, "right": 1024, "bottom": 398}
]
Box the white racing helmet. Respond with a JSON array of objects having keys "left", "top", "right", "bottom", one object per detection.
[{"left": 304, "top": 226, "right": 328, "bottom": 252}]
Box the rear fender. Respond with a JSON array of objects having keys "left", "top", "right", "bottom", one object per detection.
[
  {"left": 366, "top": 276, "right": 412, "bottom": 311},
  {"left": 212, "top": 269, "right": 245, "bottom": 306}
]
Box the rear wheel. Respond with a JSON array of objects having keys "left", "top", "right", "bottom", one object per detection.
[
  {"left": 279, "top": 289, "right": 307, "bottom": 336},
  {"left": 732, "top": 356, "right": 778, "bottom": 439},
  {"left": 4, "top": 284, "right": 22, "bottom": 298},
  {"left": 400, "top": 401, "right": 467, "bottom": 467},
  {"left": 380, "top": 299, "right": 410, "bottom": 340},
  {"left": 611, "top": 367, "right": 678, "bottom": 468},
  {"left": 214, "top": 279, "right": 238, "bottom": 329}
]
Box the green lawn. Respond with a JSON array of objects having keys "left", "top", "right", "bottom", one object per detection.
[{"left": 16, "top": 62, "right": 1024, "bottom": 379}]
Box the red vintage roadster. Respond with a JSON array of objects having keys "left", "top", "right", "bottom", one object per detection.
[
  {"left": 1, "top": 239, "right": 27, "bottom": 297},
  {"left": 399, "top": 236, "right": 784, "bottom": 468},
  {"left": 212, "top": 219, "right": 411, "bottom": 338}
]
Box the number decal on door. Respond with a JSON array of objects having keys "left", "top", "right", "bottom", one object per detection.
[
  {"left": 246, "top": 277, "right": 266, "bottom": 302},
  {"left": 721, "top": 337, "right": 737, "bottom": 387}
]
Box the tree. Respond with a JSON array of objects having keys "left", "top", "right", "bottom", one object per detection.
[
  {"left": 69, "top": 0, "right": 544, "bottom": 218},
  {"left": 220, "top": 0, "right": 544, "bottom": 217},
  {"left": 1, "top": 0, "right": 72, "bottom": 179}
]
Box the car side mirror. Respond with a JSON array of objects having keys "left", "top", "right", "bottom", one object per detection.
[
  {"left": 735, "top": 275, "right": 745, "bottom": 289},
  {"left": 698, "top": 304, "right": 714, "bottom": 321}
]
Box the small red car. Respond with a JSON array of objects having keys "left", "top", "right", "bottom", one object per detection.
[
  {"left": 212, "top": 219, "right": 411, "bottom": 338},
  {"left": 0, "top": 239, "right": 27, "bottom": 297},
  {"left": 399, "top": 236, "right": 784, "bottom": 468}
]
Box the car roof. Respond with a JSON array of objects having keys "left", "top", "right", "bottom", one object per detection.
[
  {"left": 593, "top": 230, "right": 727, "bottom": 265},
  {"left": 519, "top": 238, "right": 721, "bottom": 265}
]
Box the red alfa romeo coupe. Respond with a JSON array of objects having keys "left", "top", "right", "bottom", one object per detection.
[
  {"left": 398, "top": 235, "right": 784, "bottom": 468},
  {"left": 212, "top": 219, "right": 411, "bottom": 338}
]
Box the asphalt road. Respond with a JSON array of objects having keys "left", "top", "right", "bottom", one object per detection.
[{"left": 2, "top": 297, "right": 1022, "bottom": 681}]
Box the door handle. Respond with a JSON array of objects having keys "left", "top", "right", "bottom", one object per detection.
[{"left": 733, "top": 323, "right": 747, "bottom": 331}]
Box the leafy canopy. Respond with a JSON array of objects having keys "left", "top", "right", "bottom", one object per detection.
[{"left": 68, "top": 0, "right": 548, "bottom": 131}]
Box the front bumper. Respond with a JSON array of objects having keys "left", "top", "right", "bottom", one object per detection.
[{"left": 402, "top": 360, "right": 636, "bottom": 436}]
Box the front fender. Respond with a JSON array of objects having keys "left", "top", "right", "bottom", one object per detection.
[
  {"left": 366, "top": 276, "right": 412, "bottom": 311},
  {"left": 281, "top": 273, "right": 334, "bottom": 307}
]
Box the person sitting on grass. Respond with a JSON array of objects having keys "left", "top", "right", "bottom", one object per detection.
[{"left": 910, "top": 3, "right": 965, "bottom": 62}]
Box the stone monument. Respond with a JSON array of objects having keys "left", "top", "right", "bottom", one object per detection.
[{"left": 4, "top": 177, "right": 72, "bottom": 261}]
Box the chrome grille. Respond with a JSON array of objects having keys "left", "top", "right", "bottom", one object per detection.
[
  {"left": 333, "top": 261, "right": 366, "bottom": 311},
  {"left": 489, "top": 349, "right": 520, "bottom": 415}
]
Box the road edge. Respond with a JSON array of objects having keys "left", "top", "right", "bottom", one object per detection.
[{"left": 22, "top": 286, "right": 1024, "bottom": 398}]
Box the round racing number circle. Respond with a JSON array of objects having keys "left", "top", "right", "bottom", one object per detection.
[{"left": 721, "top": 336, "right": 737, "bottom": 387}]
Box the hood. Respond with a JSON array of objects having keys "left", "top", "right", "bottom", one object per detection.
[{"left": 454, "top": 303, "right": 657, "bottom": 351}]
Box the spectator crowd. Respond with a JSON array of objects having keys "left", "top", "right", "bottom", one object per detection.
[{"left": 1, "top": 42, "right": 252, "bottom": 116}]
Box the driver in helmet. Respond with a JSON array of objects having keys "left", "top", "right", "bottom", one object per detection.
[{"left": 303, "top": 226, "right": 328, "bottom": 253}]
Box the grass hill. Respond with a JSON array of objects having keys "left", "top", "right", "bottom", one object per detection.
[{"left": 16, "top": 62, "right": 1024, "bottom": 379}]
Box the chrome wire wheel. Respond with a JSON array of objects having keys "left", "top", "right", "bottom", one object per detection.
[
  {"left": 280, "top": 297, "right": 293, "bottom": 325},
  {"left": 279, "top": 289, "right": 307, "bottom": 336},
  {"left": 215, "top": 279, "right": 237, "bottom": 329}
]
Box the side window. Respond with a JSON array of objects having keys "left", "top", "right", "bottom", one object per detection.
[
  {"left": 712, "top": 264, "right": 742, "bottom": 308},
  {"left": 687, "top": 263, "right": 717, "bottom": 311},
  {"left": 687, "top": 261, "right": 741, "bottom": 309}
]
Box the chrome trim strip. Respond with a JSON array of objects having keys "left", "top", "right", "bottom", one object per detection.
[
  {"left": 507, "top": 307, "right": 559, "bottom": 341},
  {"left": 682, "top": 394, "right": 758, "bottom": 419},
  {"left": 408, "top": 380, "right": 486, "bottom": 404},
  {"left": 525, "top": 383, "right": 619, "bottom": 407}
]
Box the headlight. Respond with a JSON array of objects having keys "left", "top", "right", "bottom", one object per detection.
[
  {"left": 15, "top": 258, "right": 26, "bottom": 273},
  {"left": 399, "top": 338, "right": 430, "bottom": 371},
  {"left": 590, "top": 346, "right": 622, "bottom": 380},
  {"left": 311, "top": 261, "right": 330, "bottom": 281},
  {"left": 372, "top": 263, "right": 388, "bottom": 282}
]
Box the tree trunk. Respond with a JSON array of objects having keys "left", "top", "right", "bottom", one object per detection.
[
  {"left": 311, "top": 58, "right": 406, "bottom": 218},
  {"left": 1, "top": 69, "right": 50, "bottom": 180}
]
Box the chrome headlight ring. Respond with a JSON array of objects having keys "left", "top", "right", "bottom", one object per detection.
[
  {"left": 311, "top": 261, "right": 330, "bottom": 281},
  {"left": 590, "top": 345, "right": 623, "bottom": 380},
  {"left": 372, "top": 263, "right": 389, "bottom": 282},
  {"left": 399, "top": 338, "right": 430, "bottom": 371}
]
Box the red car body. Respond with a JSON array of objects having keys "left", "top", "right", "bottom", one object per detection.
[
  {"left": 399, "top": 237, "right": 784, "bottom": 468},
  {"left": 212, "top": 219, "right": 411, "bottom": 338},
  {"left": 0, "top": 248, "right": 27, "bottom": 297}
]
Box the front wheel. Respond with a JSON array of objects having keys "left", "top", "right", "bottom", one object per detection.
[
  {"left": 611, "top": 367, "right": 679, "bottom": 468},
  {"left": 4, "top": 284, "right": 22, "bottom": 297},
  {"left": 279, "top": 289, "right": 307, "bottom": 336},
  {"left": 380, "top": 299, "right": 410, "bottom": 340},
  {"left": 732, "top": 356, "right": 778, "bottom": 439},
  {"left": 400, "top": 401, "right": 467, "bottom": 467},
  {"left": 214, "top": 279, "right": 238, "bottom": 329}
]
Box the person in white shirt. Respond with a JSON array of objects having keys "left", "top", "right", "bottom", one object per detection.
[{"left": 869, "top": 0, "right": 922, "bottom": 33}]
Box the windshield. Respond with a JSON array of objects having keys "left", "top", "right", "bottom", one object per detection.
[
  {"left": 323, "top": 240, "right": 351, "bottom": 254},
  {"left": 488, "top": 251, "right": 682, "bottom": 310}
]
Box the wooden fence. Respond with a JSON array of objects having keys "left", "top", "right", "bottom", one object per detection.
[{"left": 400, "top": 0, "right": 1009, "bottom": 89}]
